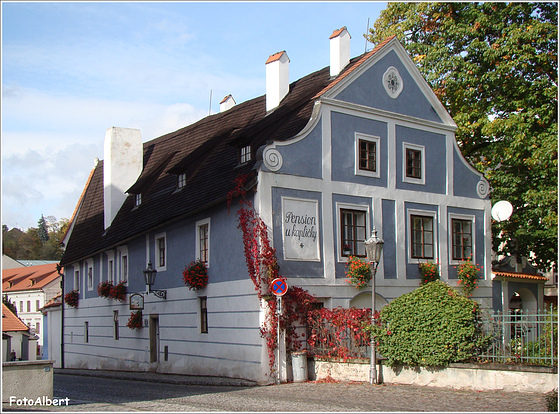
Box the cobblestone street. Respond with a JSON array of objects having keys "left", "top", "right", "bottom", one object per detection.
[{"left": 2, "top": 370, "right": 551, "bottom": 412}]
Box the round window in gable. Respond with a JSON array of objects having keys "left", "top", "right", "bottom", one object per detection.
[{"left": 383, "top": 66, "right": 403, "bottom": 99}]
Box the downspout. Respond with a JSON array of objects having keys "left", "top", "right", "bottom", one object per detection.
[{"left": 56, "top": 263, "right": 64, "bottom": 369}]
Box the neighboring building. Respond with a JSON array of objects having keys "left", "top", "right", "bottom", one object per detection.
[
  {"left": 2, "top": 255, "right": 24, "bottom": 270},
  {"left": 40, "top": 294, "right": 63, "bottom": 366},
  {"left": 2, "top": 263, "right": 62, "bottom": 356},
  {"left": 2, "top": 303, "right": 38, "bottom": 361},
  {"left": 60, "top": 31, "right": 492, "bottom": 383}
]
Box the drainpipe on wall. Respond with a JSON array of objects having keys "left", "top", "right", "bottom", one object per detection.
[{"left": 56, "top": 263, "right": 64, "bottom": 369}]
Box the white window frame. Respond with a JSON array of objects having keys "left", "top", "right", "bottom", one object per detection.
[
  {"left": 155, "top": 232, "right": 167, "bottom": 272},
  {"left": 355, "top": 133, "right": 380, "bottom": 178},
  {"left": 196, "top": 218, "right": 211, "bottom": 267},
  {"left": 335, "top": 202, "right": 370, "bottom": 263},
  {"left": 407, "top": 209, "right": 437, "bottom": 264},
  {"left": 403, "top": 142, "right": 426, "bottom": 185},
  {"left": 448, "top": 213, "right": 476, "bottom": 266},
  {"left": 117, "top": 246, "right": 129, "bottom": 284},
  {"left": 135, "top": 193, "right": 142, "bottom": 207},
  {"left": 74, "top": 267, "right": 80, "bottom": 292},
  {"left": 177, "top": 173, "right": 187, "bottom": 189},
  {"left": 105, "top": 251, "right": 115, "bottom": 283},
  {"left": 240, "top": 145, "right": 252, "bottom": 164},
  {"left": 86, "top": 259, "right": 94, "bottom": 291}
]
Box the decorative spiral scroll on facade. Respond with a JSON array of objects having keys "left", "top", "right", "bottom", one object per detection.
[
  {"left": 263, "top": 148, "right": 283, "bottom": 172},
  {"left": 476, "top": 180, "right": 489, "bottom": 199}
]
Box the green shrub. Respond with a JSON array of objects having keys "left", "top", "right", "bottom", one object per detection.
[{"left": 364, "top": 280, "right": 490, "bottom": 367}]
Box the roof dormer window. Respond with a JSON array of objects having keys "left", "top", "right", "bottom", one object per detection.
[
  {"left": 240, "top": 145, "right": 251, "bottom": 164},
  {"left": 135, "top": 193, "right": 142, "bottom": 207},
  {"left": 177, "top": 173, "right": 187, "bottom": 189}
]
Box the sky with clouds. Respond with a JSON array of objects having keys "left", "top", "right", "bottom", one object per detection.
[{"left": 2, "top": 1, "right": 386, "bottom": 231}]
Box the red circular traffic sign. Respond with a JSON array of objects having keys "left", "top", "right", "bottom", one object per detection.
[{"left": 271, "top": 278, "right": 288, "bottom": 296}]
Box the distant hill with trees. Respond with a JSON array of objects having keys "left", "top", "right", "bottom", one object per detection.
[{"left": 2, "top": 215, "right": 69, "bottom": 261}]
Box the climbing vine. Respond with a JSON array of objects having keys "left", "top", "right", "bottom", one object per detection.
[{"left": 228, "top": 174, "right": 316, "bottom": 373}]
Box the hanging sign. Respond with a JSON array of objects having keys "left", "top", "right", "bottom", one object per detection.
[
  {"left": 129, "top": 293, "right": 144, "bottom": 310},
  {"left": 282, "top": 197, "right": 320, "bottom": 261}
]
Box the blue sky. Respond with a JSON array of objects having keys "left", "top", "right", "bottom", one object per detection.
[{"left": 2, "top": 1, "right": 386, "bottom": 231}]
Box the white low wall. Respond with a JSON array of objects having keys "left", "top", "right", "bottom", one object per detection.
[
  {"left": 311, "top": 358, "right": 558, "bottom": 393},
  {"left": 2, "top": 360, "right": 54, "bottom": 402}
]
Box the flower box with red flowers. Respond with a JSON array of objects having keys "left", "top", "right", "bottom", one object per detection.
[{"left": 183, "top": 259, "right": 209, "bottom": 291}]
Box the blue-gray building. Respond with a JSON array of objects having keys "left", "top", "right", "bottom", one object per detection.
[{"left": 60, "top": 31, "right": 492, "bottom": 383}]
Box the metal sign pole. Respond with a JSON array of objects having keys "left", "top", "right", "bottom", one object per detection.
[{"left": 277, "top": 296, "right": 282, "bottom": 385}]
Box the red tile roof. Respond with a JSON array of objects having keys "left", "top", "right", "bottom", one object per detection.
[
  {"left": 2, "top": 304, "right": 29, "bottom": 332},
  {"left": 493, "top": 270, "right": 548, "bottom": 282},
  {"left": 2, "top": 263, "right": 61, "bottom": 292}
]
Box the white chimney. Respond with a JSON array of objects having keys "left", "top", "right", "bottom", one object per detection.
[
  {"left": 330, "top": 27, "right": 351, "bottom": 77},
  {"left": 265, "top": 51, "right": 290, "bottom": 112},
  {"left": 220, "top": 94, "right": 236, "bottom": 112},
  {"left": 103, "top": 127, "right": 143, "bottom": 229}
]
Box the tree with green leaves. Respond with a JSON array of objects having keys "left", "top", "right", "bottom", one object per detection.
[
  {"left": 37, "top": 214, "right": 49, "bottom": 244},
  {"left": 367, "top": 2, "right": 557, "bottom": 271}
]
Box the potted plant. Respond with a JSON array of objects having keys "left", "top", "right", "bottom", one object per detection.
[
  {"left": 345, "top": 256, "right": 372, "bottom": 290},
  {"left": 342, "top": 244, "right": 352, "bottom": 256},
  {"left": 110, "top": 281, "right": 127, "bottom": 302},
  {"left": 126, "top": 310, "right": 143, "bottom": 330},
  {"left": 457, "top": 258, "right": 480, "bottom": 297},
  {"left": 97, "top": 280, "right": 113, "bottom": 298},
  {"left": 183, "top": 259, "right": 209, "bottom": 291},
  {"left": 419, "top": 261, "right": 440, "bottom": 285},
  {"left": 64, "top": 290, "right": 79, "bottom": 308}
]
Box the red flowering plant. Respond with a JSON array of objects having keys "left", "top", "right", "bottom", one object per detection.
[
  {"left": 183, "top": 259, "right": 209, "bottom": 291},
  {"left": 97, "top": 280, "right": 113, "bottom": 298},
  {"left": 64, "top": 290, "right": 79, "bottom": 308},
  {"left": 457, "top": 258, "right": 480, "bottom": 297},
  {"left": 345, "top": 256, "right": 372, "bottom": 290},
  {"left": 110, "top": 281, "right": 127, "bottom": 302},
  {"left": 419, "top": 261, "right": 440, "bottom": 285},
  {"left": 227, "top": 173, "right": 317, "bottom": 372},
  {"left": 126, "top": 310, "right": 143, "bottom": 330}
]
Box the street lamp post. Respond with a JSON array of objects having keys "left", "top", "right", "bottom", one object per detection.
[{"left": 364, "top": 228, "right": 384, "bottom": 385}]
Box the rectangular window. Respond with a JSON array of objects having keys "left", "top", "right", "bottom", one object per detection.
[
  {"left": 108, "top": 260, "right": 114, "bottom": 282},
  {"left": 27, "top": 301, "right": 31, "bottom": 312},
  {"left": 121, "top": 256, "right": 128, "bottom": 283},
  {"left": 36, "top": 322, "right": 40, "bottom": 335},
  {"left": 19, "top": 302, "right": 23, "bottom": 313},
  {"left": 411, "top": 215, "right": 434, "bottom": 259},
  {"left": 135, "top": 193, "right": 142, "bottom": 206},
  {"left": 74, "top": 270, "right": 80, "bottom": 292},
  {"left": 196, "top": 218, "right": 211, "bottom": 265},
  {"left": 359, "top": 139, "right": 377, "bottom": 172},
  {"left": 341, "top": 209, "right": 367, "bottom": 257},
  {"left": 113, "top": 311, "right": 119, "bottom": 340},
  {"left": 84, "top": 322, "right": 89, "bottom": 343},
  {"left": 158, "top": 237, "right": 166, "bottom": 267},
  {"left": 199, "top": 224, "right": 209, "bottom": 263},
  {"left": 87, "top": 265, "right": 93, "bottom": 290},
  {"left": 452, "top": 218, "right": 473, "bottom": 261},
  {"left": 406, "top": 148, "right": 422, "bottom": 179},
  {"left": 155, "top": 234, "right": 167, "bottom": 272},
  {"left": 200, "top": 296, "right": 208, "bottom": 334},
  {"left": 240, "top": 145, "right": 251, "bottom": 164},
  {"left": 177, "top": 173, "right": 187, "bottom": 189},
  {"left": 36, "top": 300, "right": 40, "bottom": 312}
]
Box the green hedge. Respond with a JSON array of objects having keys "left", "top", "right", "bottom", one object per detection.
[{"left": 365, "top": 280, "right": 490, "bottom": 367}]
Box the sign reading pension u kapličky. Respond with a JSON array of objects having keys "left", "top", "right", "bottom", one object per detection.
[{"left": 282, "top": 197, "right": 320, "bottom": 261}]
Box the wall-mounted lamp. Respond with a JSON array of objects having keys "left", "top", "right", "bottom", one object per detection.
[{"left": 143, "top": 261, "right": 166, "bottom": 299}]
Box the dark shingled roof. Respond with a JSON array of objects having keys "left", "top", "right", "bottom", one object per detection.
[{"left": 61, "top": 44, "right": 388, "bottom": 266}]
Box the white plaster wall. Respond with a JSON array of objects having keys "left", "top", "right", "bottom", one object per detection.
[{"left": 63, "top": 279, "right": 272, "bottom": 383}]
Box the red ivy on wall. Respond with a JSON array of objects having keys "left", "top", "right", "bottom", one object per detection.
[{"left": 228, "top": 174, "right": 317, "bottom": 372}]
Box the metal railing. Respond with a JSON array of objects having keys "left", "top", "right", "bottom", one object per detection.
[{"left": 474, "top": 306, "right": 558, "bottom": 367}]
